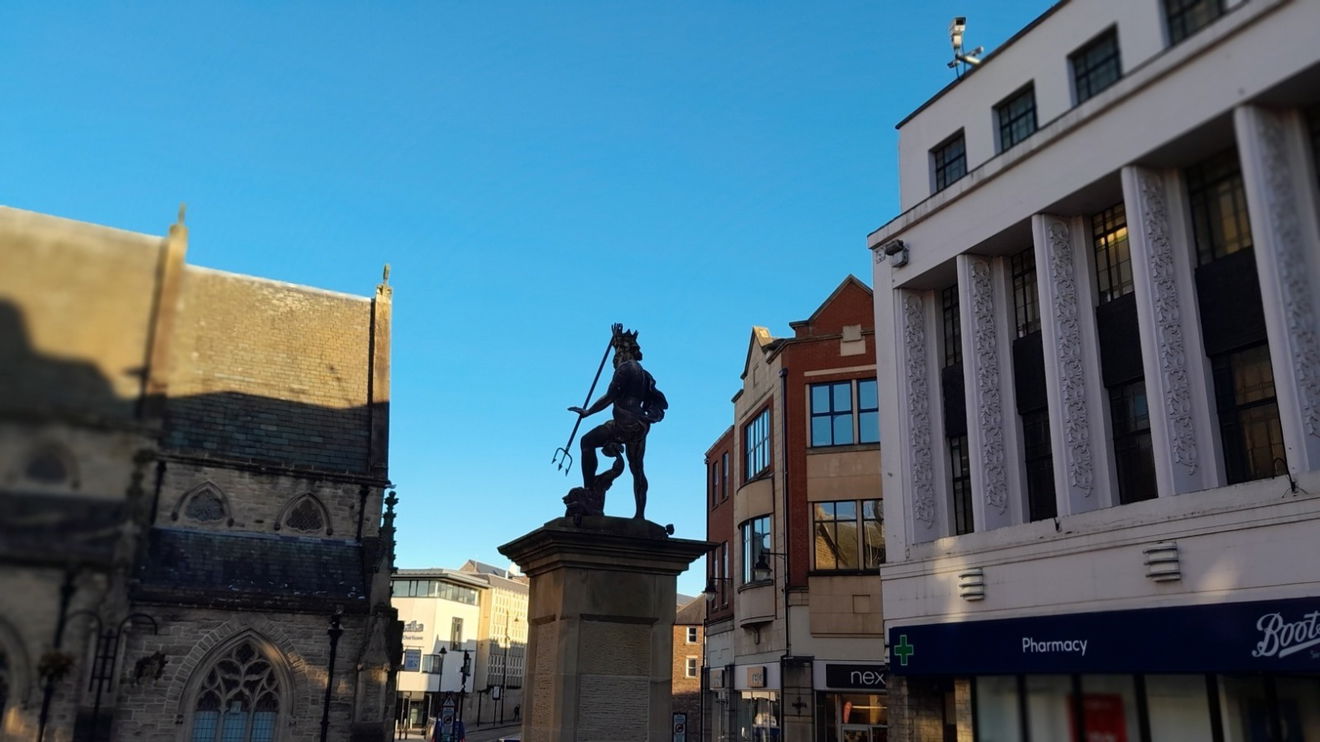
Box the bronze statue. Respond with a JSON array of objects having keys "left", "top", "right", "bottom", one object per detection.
[{"left": 565, "top": 324, "right": 667, "bottom": 520}]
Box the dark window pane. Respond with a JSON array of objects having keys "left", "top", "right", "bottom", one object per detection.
[
  {"left": 1165, "top": 0, "right": 1223, "bottom": 45},
  {"left": 1212, "top": 344, "right": 1286, "bottom": 484},
  {"left": 1093, "top": 203, "right": 1133, "bottom": 303},
  {"left": 942, "top": 285, "right": 962, "bottom": 367},
  {"left": 1022, "top": 409, "right": 1057, "bottom": 520},
  {"left": 949, "top": 435, "right": 974, "bottom": 534},
  {"left": 1109, "top": 380, "right": 1157, "bottom": 503},
  {"left": 933, "top": 132, "right": 968, "bottom": 192},
  {"left": 1186, "top": 149, "right": 1252, "bottom": 265},
  {"left": 1011, "top": 248, "right": 1041, "bottom": 337},
  {"left": 996, "top": 86, "right": 1037, "bottom": 152},
  {"left": 1071, "top": 28, "right": 1121, "bottom": 103}
]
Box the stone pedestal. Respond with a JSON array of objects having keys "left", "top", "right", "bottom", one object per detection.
[{"left": 498, "top": 516, "right": 712, "bottom": 742}]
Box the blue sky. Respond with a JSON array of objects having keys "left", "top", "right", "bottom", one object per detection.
[{"left": 2, "top": 1, "right": 1050, "bottom": 596}]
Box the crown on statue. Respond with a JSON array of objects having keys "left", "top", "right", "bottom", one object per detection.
[{"left": 611, "top": 323, "right": 642, "bottom": 359}]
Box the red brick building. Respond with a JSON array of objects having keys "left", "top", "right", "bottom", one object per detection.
[{"left": 703, "top": 276, "right": 887, "bottom": 742}]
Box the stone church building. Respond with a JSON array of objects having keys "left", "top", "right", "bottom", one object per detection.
[{"left": 0, "top": 205, "right": 401, "bottom": 741}]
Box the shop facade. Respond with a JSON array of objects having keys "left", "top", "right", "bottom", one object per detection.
[{"left": 890, "top": 596, "right": 1320, "bottom": 740}]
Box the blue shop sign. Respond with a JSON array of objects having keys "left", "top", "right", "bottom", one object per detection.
[{"left": 888, "top": 596, "right": 1320, "bottom": 675}]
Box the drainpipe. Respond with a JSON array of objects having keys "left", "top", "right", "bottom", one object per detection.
[
  {"left": 777, "top": 367, "right": 791, "bottom": 734},
  {"left": 320, "top": 607, "right": 345, "bottom": 742}
]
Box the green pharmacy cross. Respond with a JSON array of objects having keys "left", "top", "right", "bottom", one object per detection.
[{"left": 893, "top": 634, "right": 916, "bottom": 667}]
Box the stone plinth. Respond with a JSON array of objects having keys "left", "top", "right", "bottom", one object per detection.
[{"left": 498, "top": 516, "right": 712, "bottom": 742}]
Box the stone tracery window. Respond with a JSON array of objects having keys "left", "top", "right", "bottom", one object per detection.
[
  {"left": 190, "top": 640, "right": 280, "bottom": 742},
  {"left": 175, "top": 482, "right": 231, "bottom": 525},
  {"left": 283, "top": 497, "right": 326, "bottom": 533},
  {"left": 185, "top": 490, "right": 226, "bottom": 523}
]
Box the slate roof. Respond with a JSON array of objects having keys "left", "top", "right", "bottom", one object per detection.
[
  {"left": 134, "top": 527, "right": 367, "bottom": 610},
  {"left": 0, "top": 491, "right": 124, "bottom": 566}
]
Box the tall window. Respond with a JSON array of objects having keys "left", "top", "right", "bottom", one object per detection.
[
  {"left": 450, "top": 617, "right": 463, "bottom": 650},
  {"left": 812, "top": 499, "right": 883, "bottom": 571},
  {"left": 858, "top": 379, "right": 879, "bottom": 444},
  {"left": 995, "top": 85, "right": 1037, "bottom": 152},
  {"left": 949, "top": 436, "right": 973, "bottom": 535},
  {"left": 685, "top": 657, "right": 698, "bottom": 678},
  {"left": 686, "top": 627, "right": 698, "bottom": 644},
  {"left": 942, "top": 284, "right": 970, "bottom": 535},
  {"left": 1212, "top": 345, "right": 1286, "bottom": 484},
  {"left": 722, "top": 452, "right": 729, "bottom": 499},
  {"left": 1010, "top": 248, "right": 1041, "bottom": 337},
  {"left": 932, "top": 131, "right": 967, "bottom": 193},
  {"left": 1165, "top": 0, "right": 1223, "bottom": 45},
  {"left": 1110, "top": 381, "right": 1158, "bottom": 503},
  {"left": 942, "top": 285, "right": 962, "bottom": 367},
  {"left": 740, "top": 515, "right": 772, "bottom": 583},
  {"left": 744, "top": 409, "right": 771, "bottom": 480},
  {"left": 190, "top": 641, "right": 281, "bottom": 742},
  {"left": 1186, "top": 148, "right": 1252, "bottom": 265},
  {"left": 809, "top": 379, "right": 880, "bottom": 447},
  {"left": 1022, "top": 410, "right": 1057, "bottom": 520},
  {"left": 710, "top": 456, "right": 722, "bottom": 507},
  {"left": 1093, "top": 203, "right": 1133, "bottom": 303},
  {"left": 1070, "top": 28, "right": 1121, "bottom": 104}
]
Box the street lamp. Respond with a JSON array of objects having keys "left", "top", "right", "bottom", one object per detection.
[
  {"left": 498, "top": 614, "right": 523, "bottom": 724},
  {"left": 702, "top": 576, "right": 732, "bottom": 599},
  {"left": 752, "top": 551, "right": 787, "bottom": 583}
]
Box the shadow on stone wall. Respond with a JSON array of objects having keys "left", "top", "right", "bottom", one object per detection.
[{"left": 0, "top": 298, "right": 387, "bottom": 601}]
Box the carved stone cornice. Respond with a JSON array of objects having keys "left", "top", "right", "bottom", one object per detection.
[
  {"left": 1136, "top": 172, "right": 1200, "bottom": 474},
  {"left": 968, "top": 258, "right": 1008, "bottom": 514},
  {"left": 1044, "top": 220, "right": 1093, "bottom": 497},
  {"left": 903, "top": 293, "right": 937, "bottom": 528}
]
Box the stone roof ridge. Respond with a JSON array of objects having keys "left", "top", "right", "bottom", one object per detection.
[
  {"left": 675, "top": 595, "right": 706, "bottom": 624},
  {"left": 186, "top": 264, "right": 372, "bottom": 303}
]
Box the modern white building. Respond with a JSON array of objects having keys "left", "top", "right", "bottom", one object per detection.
[
  {"left": 867, "top": 0, "right": 1320, "bottom": 739},
  {"left": 391, "top": 569, "right": 487, "bottom": 732}
]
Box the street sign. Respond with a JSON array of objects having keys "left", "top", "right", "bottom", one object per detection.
[{"left": 672, "top": 712, "right": 687, "bottom": 742}]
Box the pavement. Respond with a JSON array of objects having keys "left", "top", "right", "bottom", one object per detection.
[{"left": 393, "top": 721, "right": 521, "bottom": 742}]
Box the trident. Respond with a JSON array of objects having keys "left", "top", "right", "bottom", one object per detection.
[{"left": 552, "top": 333, "right": 613, "bottom": 474}]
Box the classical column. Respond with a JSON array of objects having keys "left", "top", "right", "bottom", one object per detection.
[
  {"left": 1234, "top": 104, "right": 1320, "bottom": 476},
  {"left": 1120, "top": 166, "right": 1223, "bottom": 494},
  {"left": 896, "top": 288, "right": 947, "bottom": 542},
  {"left": 1032, "top": 214, "right": 1117, "bottom": 514},
  {"left": 957, "top": 254, "right": 1022, "bottom": 529}
]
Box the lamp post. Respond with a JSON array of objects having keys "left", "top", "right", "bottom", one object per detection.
[
  {"left": 320, "top": 607, "right": 344, "bottom": 742},
  {"left": 497, "top": 614, "right": 522, "bottom": 724}
]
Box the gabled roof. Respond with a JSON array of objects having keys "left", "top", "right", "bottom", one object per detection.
[
  {"left": 739, "top": 326, "right": 777, "bottom": 381},
  {"left": 787, "top": 274, "right": 873, "bottom": 338},
  {"left": 676, "top": 596, "right": 707, "bottom": 625}
]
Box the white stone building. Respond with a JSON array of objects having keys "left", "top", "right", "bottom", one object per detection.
[
  {"left": 867, "top": 0, "right": 1320, "bottom": 739},
  {"left": 390, "top": 569, "right": 486, "bottom": 732}
]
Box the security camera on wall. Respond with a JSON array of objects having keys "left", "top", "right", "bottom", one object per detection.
[{"left": 948, "top": 16, "right": 983, "bottom": 71}]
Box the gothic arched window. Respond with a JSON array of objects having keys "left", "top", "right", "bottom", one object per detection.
[
  {"left": 173, "top": 482, "right": 232, "bottom": 526},
  {"left": 276, "top": 495, "right": 331, "bottom": 536},
  {"left": 189, "top": 640, "right": 280, "bottom": 742}
]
